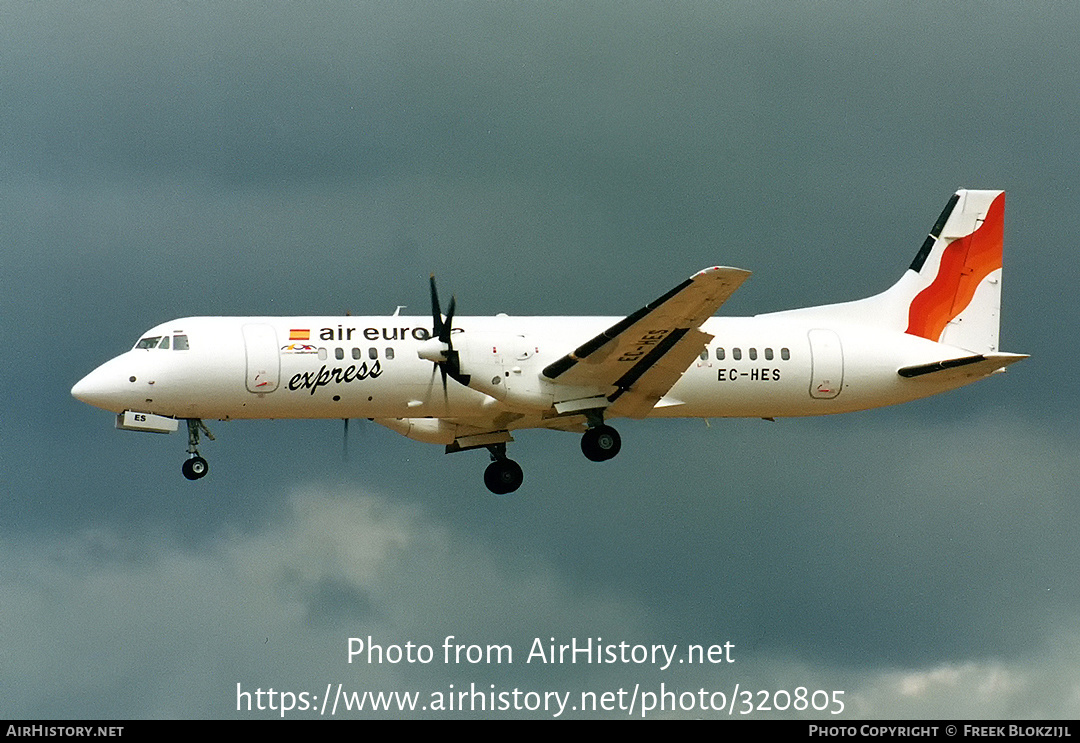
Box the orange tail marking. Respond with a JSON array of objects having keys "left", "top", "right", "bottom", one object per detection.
[{"left": 906, "top": 192, "right": 1004, "bottom": 341}]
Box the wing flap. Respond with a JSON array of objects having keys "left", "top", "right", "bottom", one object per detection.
[{"left": 606, "top": 327, "right": 713, "bottom": 418}]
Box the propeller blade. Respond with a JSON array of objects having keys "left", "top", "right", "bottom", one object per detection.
[
  {"left": 425, "top": 273, "right": 471, "bottom": 388},
  {"left": 429, "top": 274, "right": 444, "bottom": 338},
  {"left": 442, "top": 295, "right": 456, "bottom": 344},
  {"left": 423, "top": 355, "right": 451, "bottom": 408}
]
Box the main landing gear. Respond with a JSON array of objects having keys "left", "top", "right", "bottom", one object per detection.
[
  {"left": 580, "top": 424, "right": 621, "bottom": 462},
  {"left": 182, "top": 419, "right": 214, "bottom": 481},
  {"left": 475, "top": 421, "right": 623, "bottom": 495},
  {"left": 483, "top": 443, "right": 524, "bottom": 495}
]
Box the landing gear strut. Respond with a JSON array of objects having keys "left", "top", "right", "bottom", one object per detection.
[
  {"left": 483, "top": 443, "right": 523, "bottom": 495},
  {"left": 581, "top": 423, "right": 621, "bottom": 462},
  {"left": 182, "top": 418, "right": 214, "bottom": 480}
]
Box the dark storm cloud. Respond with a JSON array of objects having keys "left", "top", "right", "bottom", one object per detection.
[
  {"left": 2, "top": 0, "right": 1078, "bottom": 718},
  {"left": 7, "top": 1, "right": 1076, "bottom": 322}
]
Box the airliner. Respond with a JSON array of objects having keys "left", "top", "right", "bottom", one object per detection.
[{"left": 72, "top": 189, "right": 1025, "bottom": 494}]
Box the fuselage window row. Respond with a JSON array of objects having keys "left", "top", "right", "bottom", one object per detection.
[
  {"left": 323, "top": 347, "right": 395, "bottom": 361},
  {"left": 700, "top": 347, "right": 790, "bottom": 362}
]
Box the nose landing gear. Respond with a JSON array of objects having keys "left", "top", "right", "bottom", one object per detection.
[
  {"left": 182, "top": 419, "right": 214, "bottom": 480},
  {"left": 182, "top": 455, "right": 208, "bottom": 480}
]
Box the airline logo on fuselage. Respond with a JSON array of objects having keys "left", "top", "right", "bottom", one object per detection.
[
  {"left": 280, "top": 326, "right": 441, "bottom": 395},
  {"left": 287, "top": 362, "right": 383, "bottom": 394},
  {"left": 288, "top": 326, "right": 434, "bottom": 342}
]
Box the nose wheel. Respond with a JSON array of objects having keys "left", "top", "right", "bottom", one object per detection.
[
  {"left": 182, "top": 419, "right": 214, "bottom": 481},
  {"left": 182, "top": 456, "right": 209, "bottom": 480}
]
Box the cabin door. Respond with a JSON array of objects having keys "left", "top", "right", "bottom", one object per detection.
[
  {"left": 243, "top": 324, "right": 280, "bottom": 393},
  {"left": 808, "top": 328, "right": 843, "bottom": 399}
]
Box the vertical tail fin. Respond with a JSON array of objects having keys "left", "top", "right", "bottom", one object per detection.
[
  {"left": 766, "top": 189, "right": 1007, "bottom": 354},
  {"left": 903, "top": 189, "right": 1004, "bottom": 353}
]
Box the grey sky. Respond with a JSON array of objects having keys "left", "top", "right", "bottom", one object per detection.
[{"left": 2, "top": 1, "right": 1077, "bottom": 719}]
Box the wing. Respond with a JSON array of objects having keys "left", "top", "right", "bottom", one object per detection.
[{"left": 542, "top": 266, "right": 751, "bottom": 418}]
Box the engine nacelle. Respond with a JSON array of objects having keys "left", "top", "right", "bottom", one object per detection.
[
  {"left": 376, "top": 417, "right": 458, "bottom": 445},
  {"left": 456, "top": 330, "right": 557, "bottom": 412}
]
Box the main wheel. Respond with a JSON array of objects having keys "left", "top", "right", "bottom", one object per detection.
[
  {"left": 484, "top": 458, "right": 524, "bottom": 495},
  {"left": 182, "top": 456, "right": 209, "bottom": 480},
  {"left": 581, "top": 425, "right": 621, "bottom": 462}
]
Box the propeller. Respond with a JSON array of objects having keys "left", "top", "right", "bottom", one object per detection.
[
  {"left": 342, "top": 418, "right": 350, "bottom": 462},
  {"left": 418, "top": 274, "right": 471, "bottom": 399}
]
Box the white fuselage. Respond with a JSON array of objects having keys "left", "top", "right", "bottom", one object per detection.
[{"left": 72, "top": 311, "right": 984, "bottom": 428}]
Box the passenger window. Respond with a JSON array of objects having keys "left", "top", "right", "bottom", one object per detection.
[
  {"left": 136, "top": 336, "right": 161, "bottom": 349},
  {"left": 781, "top": 348, "right": 790, "bottom": 361},
  {"left": 732, "top": 348, "right": 742, "bottom": 361},
  {"left": 173, "top": 335, "right": 189, "bottom": 350},
  {"left": 765, "top": 348, "right": 774, "bottom": 361},
  {"left": 385, "top": 348, "right": 395, "bottom": 360},
  {"left": 352, "top": 348, "right": 362, "bottom": 360},
  {"left": 369, "top": 348, "right": 378, "bottom": 360},
  {"left": 318, "top": 348, "right": 327, "bottom": 361},
  {"left": 749, "top": 347, "right": 757, "bottom": 361},
  {"left": 716, "top": 348, "right": 725, "bottom": 361},
  {"left": 700, "top": 350, "right": 709, "bottom": 361},
  {"left": 335, "top": 347, "right": 344, "bottom": 360}
]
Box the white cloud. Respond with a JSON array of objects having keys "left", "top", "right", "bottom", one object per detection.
[{"left": 849, "top": 648, "right": 1080, "bottom": 719}]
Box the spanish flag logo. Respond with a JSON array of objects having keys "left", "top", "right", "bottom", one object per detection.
[{"left": 289, "top": 329, "right": 310, "bottom": 341}]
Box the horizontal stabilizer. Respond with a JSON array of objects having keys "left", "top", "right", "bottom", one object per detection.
[{"left": 898, "top": 352, "right": 1028, "bottom": 380}]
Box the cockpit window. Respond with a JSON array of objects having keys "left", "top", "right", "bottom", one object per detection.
[{"left": 135, "top": 334, "right": 190, "bottom": 350}]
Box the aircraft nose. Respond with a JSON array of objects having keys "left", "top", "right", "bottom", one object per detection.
[
  {"left": 71, "top": 360, "right": 131, "bottom": 412},
  {"left": 71, "top": 372, "right": 100, "bottom": 404}
]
